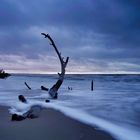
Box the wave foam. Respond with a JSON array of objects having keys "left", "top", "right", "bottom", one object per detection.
[{"left": 8, "top": 100, "right": 140, "bottom": 140}]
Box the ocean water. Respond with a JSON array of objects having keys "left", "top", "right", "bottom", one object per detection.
[{"left": 0, "top": 74, "right": 140, "bottom": 140}]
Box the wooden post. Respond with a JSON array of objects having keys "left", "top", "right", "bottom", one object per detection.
[
  {"left": 24, "top": 82, "right": 31, "bottom": 90},
  {"left": 91, "top": 80, "right": 93, "bottom": 91}
]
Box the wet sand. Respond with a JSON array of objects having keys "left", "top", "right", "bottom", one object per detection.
[{"left": 0, "top": 106, "right": 116, "bottom": 140}]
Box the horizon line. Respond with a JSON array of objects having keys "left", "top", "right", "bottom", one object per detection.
[{"left": 9, "top": 72, "right": 140, "bottom": 75}]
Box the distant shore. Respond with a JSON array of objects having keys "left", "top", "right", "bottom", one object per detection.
[{"left": 0, "top": 105, "right": 116, "bottom": 140}]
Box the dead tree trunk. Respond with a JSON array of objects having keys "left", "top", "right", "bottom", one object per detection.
[{"left": 41, "top": 33, "right": 69, "bottom": 99}]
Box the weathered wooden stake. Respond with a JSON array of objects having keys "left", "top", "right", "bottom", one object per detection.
[
  {"left": 91, "top": 80, "right": 93, "bottom": 91},
  {"left": 24, "top": 82, "right": 31, "bottom": 90}
]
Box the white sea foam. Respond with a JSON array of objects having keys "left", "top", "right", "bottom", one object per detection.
[
  {"left": 45, "top": 102, "right": 140, "bottom": 140},
  {"left": 8, "top": 100, "right": 140, "bottom": 140}
]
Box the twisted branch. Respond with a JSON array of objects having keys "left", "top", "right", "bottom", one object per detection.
[{"left": 41, "top": 33, "right": 69, "bottom": 99}]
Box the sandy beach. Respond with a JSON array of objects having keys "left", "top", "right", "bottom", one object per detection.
[{"left": 0, "top": 106, "right": 116, "bottom": 140}]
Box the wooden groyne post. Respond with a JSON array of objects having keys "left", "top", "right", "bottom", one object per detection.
[{"left": 91, "top": 80, "right": 93, "bottom": 91}]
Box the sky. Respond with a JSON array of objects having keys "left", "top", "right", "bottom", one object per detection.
[{"left": 0, "top": 0, "right": 140, "bottom": 74}]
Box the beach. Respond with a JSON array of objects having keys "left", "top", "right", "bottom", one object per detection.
[{"left": 0, "top": 106, "right": 115, "bottom": 140}]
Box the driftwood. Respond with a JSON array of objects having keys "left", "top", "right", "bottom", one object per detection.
[
  {"left": 41, "top": 33, "right": 69, "bottom": 99},
  {"left": 11, "top": 95, "right": 45, "bottom": 121},
  {"left": 41, "top": 86, "right": 49, "bottom": 91},
  {"left": 91, "top": 80, "right": 94, "bottom": 91},
  {"left": 24, "top": 82, "right": 31, "bottom": 90}
]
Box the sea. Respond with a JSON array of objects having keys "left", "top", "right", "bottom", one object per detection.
[{"left": 0, "top": 74, "right": 140, "bottom": 140}]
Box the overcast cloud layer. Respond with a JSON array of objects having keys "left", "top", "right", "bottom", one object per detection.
[{"left": 0, "top": 0, "right": 140, "bottom": 73}]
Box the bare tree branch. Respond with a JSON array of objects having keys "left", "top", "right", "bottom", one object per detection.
[{"left": 41, "top": 33, "right": 69, "bottom": 99}]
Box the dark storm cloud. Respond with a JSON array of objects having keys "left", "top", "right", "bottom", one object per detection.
[{"left": 0, "top": 0, "right": 140, "bottom": 73}]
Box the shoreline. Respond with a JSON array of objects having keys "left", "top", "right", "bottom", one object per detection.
[{"left": 0, "top": 105, "right": 116, "bottom": 140}]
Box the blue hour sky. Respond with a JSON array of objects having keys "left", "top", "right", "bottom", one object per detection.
[{"left": 0, "top": 0, "right": 140, "bottom": 74}]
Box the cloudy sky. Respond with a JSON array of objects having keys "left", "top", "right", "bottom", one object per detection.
[{"left": 0, "top": 0, "right": 140, "bottom": 74}]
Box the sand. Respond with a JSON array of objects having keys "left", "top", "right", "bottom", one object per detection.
[{"left": 0, "top": 106, "right": 116, "bottom": 140}]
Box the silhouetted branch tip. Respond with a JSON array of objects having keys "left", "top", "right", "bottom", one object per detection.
[{"left": 41, "top": 33, "right": 49, "bottom": 38}]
